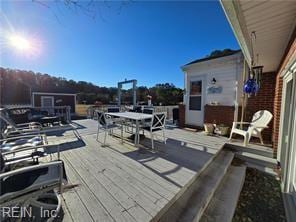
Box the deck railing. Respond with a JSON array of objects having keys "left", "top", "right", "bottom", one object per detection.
[
  {"left": 33, "top": 106, "right": 72, "bottom": 123},
  {"left": 76, "top": 104, "right": 178, "bottom": 120}
]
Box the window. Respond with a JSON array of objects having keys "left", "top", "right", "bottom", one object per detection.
[
  {"left": 190, "top": 81, "right": 202, "bottom": 95},
  {"left": 189, "top": 80, "right": 202, "bottom": 110}
]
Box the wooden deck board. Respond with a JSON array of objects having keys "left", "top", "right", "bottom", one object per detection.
[
  {"left": 44, "top": 119, "right": 227, "bottom": 221},
  {"left": 80, "top": 139, "right": 170, "bottom": 206},
  {"left": 61, "top": 157, "right": 114, "bottom": 222},
  {"left": 84, "top": 134, "right": 181, "bottom": 196},
  {"left": 62, "top": 150, "right": 139, "bottom": 222},
  {"left": 67, "top": 147, "right": 154, "bottom": 221}
]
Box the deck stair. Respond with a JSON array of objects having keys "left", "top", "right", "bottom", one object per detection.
[
  {"left": 157, "top": 149, "right": 246, "bottom": 222},
  {"left": 225, "top": 143, "right": 278, "bottom": 175},
  {"left": 226, "top": 142, "right": 273, "bottom": 158},
  {"left": 200, "top": 165, "right": 246, "bottom": 222}
]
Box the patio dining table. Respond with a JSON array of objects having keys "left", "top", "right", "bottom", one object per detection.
[{"left": 106, "top": 112, "right": 152, "bottom": 146}]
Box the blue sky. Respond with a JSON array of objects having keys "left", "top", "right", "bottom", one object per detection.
[{"left": 0, "top": 1, "right": 239, "bottom": 88}]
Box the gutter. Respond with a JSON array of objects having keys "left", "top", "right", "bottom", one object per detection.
[{"left": 219, "top": 0, "right": 252, "bottom": 67}]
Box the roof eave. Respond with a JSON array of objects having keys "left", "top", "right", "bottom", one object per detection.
[
  {"left": 181, "top": 50, "right": 242, "bottom": 70},
  {"left": 220, "top": 0, "right": 252, "bottom": 67}
]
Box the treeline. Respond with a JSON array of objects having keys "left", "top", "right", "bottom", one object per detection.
[{"left": 0, "top": 67, "right": 183, "bottom": 105}]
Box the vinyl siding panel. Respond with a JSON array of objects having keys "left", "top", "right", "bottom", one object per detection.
[{"left": 184, "top": 53, "right": 243, "bottom": 107}]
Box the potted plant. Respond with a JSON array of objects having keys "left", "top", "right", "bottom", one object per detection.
[
  {"left": 204, "top": 123, "right": 214, "bottom": 135},
  {"left": 217, "top": 124, "right": 230, "bottom": 136}
]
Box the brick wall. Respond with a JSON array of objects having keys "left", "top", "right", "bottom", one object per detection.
[
  {"left": 272, "top": 36, "right": 296, "bottom": 155},
  {"left": 244, "top": 72, "right": 276, "bottom": 143},
  {"left": 178, "top": 104, "right": 185, "bottom": 128},
  {"left": 204, "top": 105, "right": 235, "bottom": 127},
  {"left": 272, "top": 75, "right": 283, "bottom": 154}
]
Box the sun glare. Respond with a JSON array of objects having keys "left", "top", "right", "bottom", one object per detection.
[
  {"left": 2, "top": 32, "right": 43, "bottom": 58},
  {"left": 8, "top": 34, "right": 31, "bottom": 51}
]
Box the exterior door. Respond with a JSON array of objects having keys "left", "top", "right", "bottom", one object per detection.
[
  {"left": 279, "top": 59, "right": 296, "bottom": 206},
  {"left": 41, "top": 96, "right": 55, "bottom": 115},
  {"left": 186, "top": 77, "right": 204, "bottom": 126},
  {"left": 286, "top": 72, "right": 296, "bottom": 202},
  {"left": 290, "top": 106, "right": 296, "bottom": 204},
  {"left": 41, "top": 96, "right": 54, "bottom": 108}
]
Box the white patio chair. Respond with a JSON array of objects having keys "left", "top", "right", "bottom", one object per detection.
[
  {"left": 229, "top": 110, "right": 273, "bottom": 146},
  {"left": 141, "top": 112, "right": 166, "bottom": 150},
  {"left": 96, "top": 111, "right": 123, "bottom": 146}
]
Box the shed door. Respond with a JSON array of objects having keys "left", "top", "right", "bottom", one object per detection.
[
  {"left": 41, "top": 96, "right": 54, "bottom": 108},
  {"left": 186, "top": 77, "right": 205, "bottom": 126}
]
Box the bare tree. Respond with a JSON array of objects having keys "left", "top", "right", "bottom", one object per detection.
[{"left": 32, "top": 0, "right": 133, "bottom": 23}]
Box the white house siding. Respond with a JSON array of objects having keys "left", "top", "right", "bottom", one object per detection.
[{"left": 182, "top": 52, "right": 243, "bottom": 126}]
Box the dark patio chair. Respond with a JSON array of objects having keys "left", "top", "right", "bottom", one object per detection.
[
  {"left": 96, "top": 111, "right": 123, "bottom": 146},
  {"left": 140, "top": 112, "right": 166, "bottom": 149},
  {"left": 107, "top": 107, "right": 120, "bottom": 113}
]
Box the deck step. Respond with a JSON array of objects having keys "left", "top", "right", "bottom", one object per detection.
[
  {"left": 225, "top": 142, "right": 273, "bottom": 158},
  {"left": 235, "top": 151, "right": 277, "bottom": 169},
  {"left": 200, "top": 165, "right": 246, "bottom": 222},
  {"left": 177, "top": 150, "right": 234, "bottom": 222},
  {"left": 244, "top": 162, "right": 278, "bottom": 176},
  {"left": 158, "top": 150, "right": 234, "bottom": 222}
]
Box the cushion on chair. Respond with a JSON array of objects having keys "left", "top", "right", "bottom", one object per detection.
[
  {"left": 0, "top": 161, "right": 67, "bottom": 201},
  {"left": 1, "top": 137, "right": 43, "bottom": 151},
  {"left": 141, "top": 126, "right": 162, "bottom": 132},
  {"left": 0, "top": 168, "right": 49, "bottom": 195},
  {"left": 107, "top": 107, "right": 120, "bottom": 113},
  {"left": 0, "top": 154, "right": 4, "bottom": 172}
]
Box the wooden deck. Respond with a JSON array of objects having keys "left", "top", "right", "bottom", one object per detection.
[{"left": 45, "top": 119, "right": 228, "bottom": 221}]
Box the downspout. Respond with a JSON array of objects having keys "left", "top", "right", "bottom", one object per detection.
[
  {"left": 183, "top": 70, "right": 187, "bottom": 104},
  {"left": 240, "top": 59, "right": 247, "bottom": 129},
  {"left": 234, "top": 56, "right": 240, "bottom": 122}
]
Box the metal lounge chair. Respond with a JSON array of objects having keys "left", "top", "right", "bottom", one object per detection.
[
  {"left": 1, "top": 144, "right": 55, "bottom": 169},
  {"left": 229, "top": 110, "right": 273, "bottom": 146},
  {"left": 141, "top": 112, "right": 166, "bottom": 149},
  {"left": 0, "top": 134, "right": 47, "bottom": 153},
  {"left": 0, "top": 108, "right": 73, "bottom": 138},
  {"left": 0, "top": 160, "right": 67, "bottom": 221},
  {"left": 0, "top": 108, "right": 42, "bottom": 136},
  {"left": 96, "top": 111, "right": 123, "bottom": 146}
]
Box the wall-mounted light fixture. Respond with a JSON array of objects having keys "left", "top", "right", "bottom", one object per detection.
[{"left": 211, "top": 78, "right": 217, "bottom": 85}]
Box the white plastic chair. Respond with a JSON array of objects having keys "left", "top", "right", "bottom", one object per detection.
[{"left": 229, "top": 110, "right": 273, "bottom": 146}]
